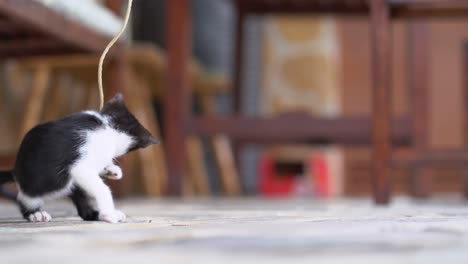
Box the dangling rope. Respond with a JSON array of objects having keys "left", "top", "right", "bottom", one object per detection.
[{"left": 98, "top": 0, "right": 134, "bottom": 110}]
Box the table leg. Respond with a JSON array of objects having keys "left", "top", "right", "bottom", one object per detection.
[
  {"left": 165, "top": 0, "right": 192, "bottom": 196},
  {"left": 370, "top": 0, "right": 392, "bottom": 205}
]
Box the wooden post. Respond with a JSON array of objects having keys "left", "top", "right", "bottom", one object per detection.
[
  {"left": 166, "top": 0, "right": 192, "bottom": 196},
  {"left": 408, "top": 22, "right": 432, "bottom": 198},
  {"left": 370, "top": 0, "right": 392, "bottom": 205}
]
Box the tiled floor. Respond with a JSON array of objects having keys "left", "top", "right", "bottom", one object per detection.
[{"left": 1, "top": 197, "right": 468, "bottom": 263}]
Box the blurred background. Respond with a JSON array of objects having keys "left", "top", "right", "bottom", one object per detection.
[{"left": 1, "top": 0, "right": 468, "bottom": 201}]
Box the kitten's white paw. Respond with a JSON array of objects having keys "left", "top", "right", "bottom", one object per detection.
[
  {"left": 27, "top": 211, "right": 52, "bottom": 222},
  {"left": 99, "top": 164, "right": 122, "bottom": 180},
  {"left": 99, "top": 210, "right": 126, "bottom": 223}
]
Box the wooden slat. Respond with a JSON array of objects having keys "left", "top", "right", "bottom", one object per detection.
[
  {"left": 0, "top": 39, "right": 65, "bottom": 56},
  {"left": 391, "top": 0, "right": 468, "bottom": 18},
  {"left": 187, "top": 116, "right": 411, "bottom": 145},
  {"left": 19, "top": 65, "right": 50, "bottom": 143},
  {"left": 236, "top": 0, "right": 368, "bottom": 15},
  {"left": 16, "top": 55, "right": 99, "bottom": 68},
  {"left": 393, "top": 149, "right": 468, "bottom": 166},
  {"left": 235, "top": 0, "right": 468, "bottom": 18}
]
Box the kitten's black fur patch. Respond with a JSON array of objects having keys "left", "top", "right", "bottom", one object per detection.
[
  {"left": 0, "top": 93, "right": 158, "bottom": 221},
  {"left": 69, "top": 186, "right": 99, "bottom": 221},
  {"left": 14, "top": 114, "right": 103, "bottom": 197},
  {"left": 0, "top": 171, "right": 14, "bottom": 185}
]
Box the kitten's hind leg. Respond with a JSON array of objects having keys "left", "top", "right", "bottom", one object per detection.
[
  {"left": 69, "top": 186, "right": 99, "bottom": 221},
  {"left": 17, "top": 192, "right": 51, "bottom": 222}
]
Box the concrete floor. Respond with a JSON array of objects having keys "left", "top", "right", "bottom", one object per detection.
[{"left": 1, "top": 197, "right": 468, "bottom": 263}]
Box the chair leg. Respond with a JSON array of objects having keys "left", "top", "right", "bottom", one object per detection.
[
  {"left": 408, "top": 22, "right": 432, "bottom": 198},
  {"left": 128, "top": 72, "right": 167, "bottom": 196},
  {"left": 186, "top": 135, "right": 211, "bottom": 195},
  {"left": 212, "top": 136, "right": 241, "bottom": 196},
  {"left": 370, "top": 0, "right": 392, "bottom": 205},
  {"left": 200, "top": 95, "right": 241, "bottom": 196}
]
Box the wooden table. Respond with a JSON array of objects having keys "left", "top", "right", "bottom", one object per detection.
[
  {"left": 165, "top": 0, "right": 468, "bottom": 204},
  {"left": 0, "top": 0, "right": 122, "bottom": 58}
]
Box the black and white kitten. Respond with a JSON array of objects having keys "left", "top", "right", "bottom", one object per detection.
[{"left": 0, "top": 93, "right": 158, "bottom": 223}]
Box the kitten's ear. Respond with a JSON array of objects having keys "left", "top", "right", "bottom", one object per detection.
[
  {"left": 107, "top": 93, "right": 124, "bottom": 105},
  {"left": 148, "top": 135, "right": 160, "bottom": 145},
  {"left": 101, "top": 93, "right": 126, "bottom": 114}
]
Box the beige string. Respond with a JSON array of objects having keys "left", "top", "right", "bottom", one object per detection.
[{"left": 98, "top": 0, "right": 134, "bottom": 110}]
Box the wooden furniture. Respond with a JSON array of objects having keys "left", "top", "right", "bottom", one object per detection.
[
  {"left": 0, "top": 0, "right": 121, "bottom": 58},
  {"left": 164, "top": 0, "right": 468, "bottom": 204}
]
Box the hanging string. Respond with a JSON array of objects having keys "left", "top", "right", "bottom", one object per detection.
[{"left": 98, "top": 0, "right": 133, "bottom": 110}]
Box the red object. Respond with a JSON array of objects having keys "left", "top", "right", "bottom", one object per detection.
[
  {"left": 259, "top": 155, "right": 296, "bottom": 197},
  {"left": 311, "top": 155, "right": 330, "bottom": 197},
  {"left": 259, "top": 153, "right": 331, "bottom": 197}
]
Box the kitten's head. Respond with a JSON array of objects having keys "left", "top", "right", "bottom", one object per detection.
[{"left": 101, "top": 93, "right": 159, "bottom": 152}]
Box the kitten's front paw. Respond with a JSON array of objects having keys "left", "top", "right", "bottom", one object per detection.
[
  {"left": 27, "top": 211, "right": 52, "bottom": 222},
  {"left": 99, "top": 164, "right": 122, "bottom": 180},
  {"left": 99, "top": 210, "right": 126, "bottom": 223}
]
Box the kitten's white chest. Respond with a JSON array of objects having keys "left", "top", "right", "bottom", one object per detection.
[{"left": 80, "top": 126, "right": 134, "bottom": 168}]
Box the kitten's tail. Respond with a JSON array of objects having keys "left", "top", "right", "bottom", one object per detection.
[
  {"left": 0, "top": 170, "right": 14, "bottom": 185},
  {"left": 0, "top": 170, "right": 16, "bottom": 201}
]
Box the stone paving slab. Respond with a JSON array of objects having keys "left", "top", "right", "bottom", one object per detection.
[{"left": 1, "top": 198, "right": 468, "bottom": 263}]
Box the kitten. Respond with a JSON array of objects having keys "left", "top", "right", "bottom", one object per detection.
[{"left": 0, "top": 93, "right": 158, "bottom": 223}]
